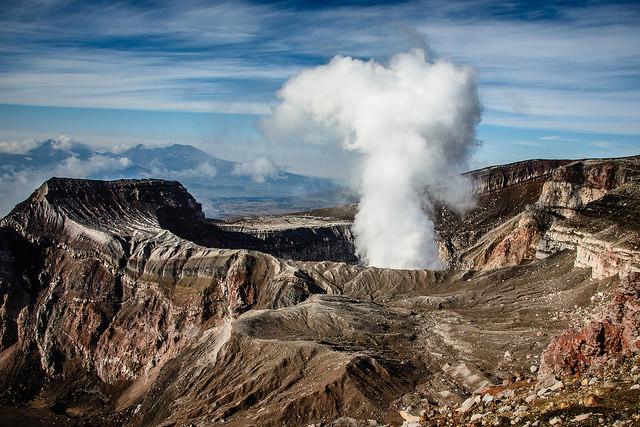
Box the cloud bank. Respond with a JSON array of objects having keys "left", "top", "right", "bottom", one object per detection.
[
  {"left": 0, "top": 138, "right": 42, "bottom": 154},
  {"left": 0, "top": 137, "right": 134, "bottom": 215},
  {"left": 265, "top": 49, "right": 481, "bottom": 269},
  {"left": 233, "top": 155, "right": 282, "bottom": 182}
]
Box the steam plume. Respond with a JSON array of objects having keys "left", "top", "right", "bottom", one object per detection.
[{"left": 265, "top": 49, "right": 481, "bottom": 269}]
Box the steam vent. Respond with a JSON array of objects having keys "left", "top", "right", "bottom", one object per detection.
[{"left": 2, "top": 156, "right": 640, "bottom": 426}]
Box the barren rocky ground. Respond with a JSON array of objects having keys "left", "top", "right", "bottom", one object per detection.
[{"left": 0, "top": 156, "right": 639, "bottom": 426}]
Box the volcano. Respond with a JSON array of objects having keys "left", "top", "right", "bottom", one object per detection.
[{"left": 1, "top": 156, "right": 640, "bottom": 426}]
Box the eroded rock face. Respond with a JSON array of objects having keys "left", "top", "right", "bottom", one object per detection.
[
  {"left": 216, "top": 216, "right": 357, "bottom": 264},
  {"left": 535, "top": 158, "right": 640, "bottom": 279},
  {"left": 435, "top": 156, "right": 640, "bottom": 276},
  {"left": 537, "top": 158, "right": 640, "bottom": 216},
  {"left": 0, "top": 227, "right": 42, "bottom": 351},
  {"left": 467, "top": 159, "right": 571, "bottom": 195},
  {"left": 0, "top": 156, "right": 639, "bottom": 426},
  {"left": 540, "top": 272, "right": 640, "bottom": 376}
]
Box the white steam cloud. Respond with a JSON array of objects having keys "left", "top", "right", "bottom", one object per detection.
[
  {"left": 265, "top": 49, "right": 481, "bottom": 269},
  {"left": 151, "top": 162, "right": 218, "bottom": 179},
  {"left": 233, "top": 155, "right": 282, "bottom": 182}
]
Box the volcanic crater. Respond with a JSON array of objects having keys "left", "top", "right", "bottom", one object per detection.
[{"left": 1, "top": 156, "right": 640, "bottom": 426}]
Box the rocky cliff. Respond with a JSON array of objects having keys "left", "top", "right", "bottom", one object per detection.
[
  {"left": 466, "top": 159, "right": 572, "bottom": 196},
  {"left": 436, "top": 156, "right": 640, "bottom": 278},
  {"left": 214, "top": 210, "right": 357, "bottom": 264},
  {"left": 535, "top": 157, "right": 640, "bottom": 279},
  {"left": 434, "top": 159, "right": 568, "bottom": 270},
  {"left": 1, "top": 156, "right": 639, "bottom": 426}
]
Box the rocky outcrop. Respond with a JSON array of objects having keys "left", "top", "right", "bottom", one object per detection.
[
  {"left": 536, "top": 157, "right": 640, "bottom": 215},
  {"left": 466, "top": 159, "right": 571, "bottom": 196},
  {"left": 534, "top": 158, "right": 640, "bottom": 279},
  {"left": 540, "top": 272, "right": 640, "bottom": 376},
  {"left": 536, "top": 217, "right": 640, "bottom": 280},
  {"left": 436, "top": 157, "right": 640, "bottom": 274},
  {"left": 461, "top": 211, "right": 546, "bottom": 270},
  {"left": 216, "top": 216, "right": 357, "bottom": 264},
  {"left": 434, "top": 159, "right": 565, "bottom": 269}
]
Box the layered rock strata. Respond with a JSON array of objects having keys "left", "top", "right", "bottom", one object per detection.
[
  {"left": 435, "top": 156, "right": 640, "bottom": 277},
  {"left": 0, "top": 156, "right": 639, "bottom": 426},
  {"left": 215, "top": 212, "right": 357, "bottom": 264},
  {"left": 466, "top": 158, "right": 571, "bottom": 195},
  {"left": 534, "top": 157, "right": 640, "bottom": 279}
]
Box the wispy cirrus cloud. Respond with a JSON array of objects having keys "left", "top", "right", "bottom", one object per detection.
[
  {"left": 0, "top": 0, "right": 638, "bottom": 141},
  {"left": 514, "top": 140, "right": 546, "bottom": 147}
]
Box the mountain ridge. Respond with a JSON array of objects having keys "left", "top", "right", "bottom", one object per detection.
[{"left": 0, "top": 139, "right": 345, "bottom": 218}]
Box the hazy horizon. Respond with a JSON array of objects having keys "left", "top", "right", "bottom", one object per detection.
[{"left": 1, "top": 0, "right": 639, "bottom": 173}]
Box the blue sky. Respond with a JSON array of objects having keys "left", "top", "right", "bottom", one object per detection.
[{"left": 1, "top": 0, "right": 639, "bottom": 176}]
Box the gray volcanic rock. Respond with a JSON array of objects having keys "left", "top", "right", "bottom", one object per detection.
[
  {"left": 0, "top": 157, "right": 639, "bottom": 426},
  {"left": 215, "top": 212, "right": 357, "bottom": 264},
  {"left": 466, "top": 158, "right": 572, "bottom": 195}
]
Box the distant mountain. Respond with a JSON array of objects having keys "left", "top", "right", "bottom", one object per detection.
[
  {"left": 0, "top": 139, "right": 351, "bottom": 217},
  {"left": 110, "top": 143, "right": 237, "bottom": 177},
  {"left": 0, "top": 138, "right": 95, "bottom": 168}
]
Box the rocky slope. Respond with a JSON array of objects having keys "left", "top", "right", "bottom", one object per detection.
[
  {"left": 214, "top": 210, "right": 357, "bottom": 264},
  {"left": 0, "top": 156, "right": 639, "bottom": 426},
  {"left": 436, "top": 156, "right": 640, "bottom": 276},
  {"left": 434, "top": 159, "right": 570, "bottom": 269}
]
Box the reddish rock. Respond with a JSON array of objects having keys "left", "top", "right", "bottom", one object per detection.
[
  {"left": 540, "top": 272, "right": 640, "bottom": 376},
  {"left": 482, "top": 215, "right": 543, "bottom": 269},
  {"left": 223, "top": 251, "right": 259, "bottom": 316}
]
